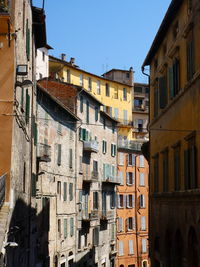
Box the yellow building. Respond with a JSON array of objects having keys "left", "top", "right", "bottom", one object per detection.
[
  {"left": 49, "top": 56, "right": 133, "bottom": 140},
  {"left": 142, "top": 0, "right": 200, "bottom": 265}
]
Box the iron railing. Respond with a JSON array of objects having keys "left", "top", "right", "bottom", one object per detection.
[
  {"left": 0, "top": 174, "right": 6, "bottom": 208},
  {"left": 118, "top": 139, "right": 143, "bottom": 151}
]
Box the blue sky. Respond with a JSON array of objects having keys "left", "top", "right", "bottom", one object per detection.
[{"left": 33, "top": 0, "right": 171, "bottom": 83}]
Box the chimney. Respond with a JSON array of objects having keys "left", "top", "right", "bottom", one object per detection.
[
  {"left": 70, "top": 57, "right": 75, "bottom": 66},
  {"left": 61, "top": 53, "right": 66, "bottom": 61},
  {"left": 129, "top": 66, "right": 134, "bottom": 86}
]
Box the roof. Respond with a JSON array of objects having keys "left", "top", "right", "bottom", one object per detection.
[
  {"left": 102, "top": 68, "right": 132, "bottom": 75},
  {"left": 142, "top": 0, "right": 183, "bottom": 67},
  {"left": 134, "top": 82, "right": 149, "bottom": 87},
  {"left": 49, "top": 55, "right": 133, "bottom": 87},
  {"left": 37, "top": 83, "right": 80, "bottom": 121},
  {"left": 100, "top": 110, "right": 119, "bottom": 124}
]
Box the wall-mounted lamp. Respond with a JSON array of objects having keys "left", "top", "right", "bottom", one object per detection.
[
  {"left": 15, "top": 80, "right": 33, "bottom": 88},
  {"left": 16, "top": 64, "right": 28, "bottom": 76}
]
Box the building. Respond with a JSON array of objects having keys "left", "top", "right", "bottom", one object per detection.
[
  {"left": 36, "top": 44, "right": 53, "bottom": 80},
  {"left": 142, "top": 0, "right": 200, "bottom": 266},
  {"left": 36, "top": 83, "right": 79, "bottom": 267},
  {"left": 38, "top": 78, "right": 119, "bottom": 266},
  {"left": 0, "top": 1, "right": 46, "bottom": 266},
  {"left": 105, "top": 70, "right": 150, "bottom": 267}
]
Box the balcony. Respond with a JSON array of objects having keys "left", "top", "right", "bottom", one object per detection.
[
  {"left": 82, "top": 210, "right": 90, "bottom": 221},
  {"left": 102, "top": 176, "right": 120, "bottom": 185},
  {"left": 101, "top": 210, "right": 114, "bottom": 220},
  {"left": 118, "top": 119, "right": 133, "bottom": 127},
  {"left": 37, "top": 143, "right": 51, "bottom": 162},
  {"left": 118, "top": 139, "right": 143, "bottom": 151},
  {"left": 90, "top": 210, "right": 99, "bottom": 220},
  {"left": 83, "top": 171, "right": 99, "bottom": 183},
  {"left": 133, "top": 105, "right": 149, "bottom": 113},
  {"left": 0, "top": 174, "right": 6, "bottom": 209},
  {"left": 83, "top": 140, "right": 99, "bottom": 153}
]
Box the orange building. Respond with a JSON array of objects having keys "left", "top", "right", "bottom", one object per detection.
[{"left": 116, "top": 150, "right": 149, "bottom": 267}]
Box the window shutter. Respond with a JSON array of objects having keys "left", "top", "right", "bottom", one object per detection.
[
  {"left": 159, "top": 76, "right": 167, "bottom": 109},
  {"left": 69, "top": 183, "right": 73, "bottom": 201},
  {"left": 26, "top": 19, "right": 30, "bottom": 61},
  {"left": 86, "top": 101, "right": 89, "bottom": 123},
  {"left": 105, "top": 141, "right": 107, "bottom": 153},
  {"left": 132, "top": 154, "right": 136, "bottom": 166},
  {"left": 111, "top": 224, "right": 115, "bottom": 240},
  {"left": 111, "top": 165, "right": 115, "bottom": 179},
  {"left": 117, "top": 194, "right": 120, "bottom": 208},
  {"left": 123, "top": 195, "right": 126, "bottom": 208},
  {"left": 118, "top": 218, "right": 123, "bottom": 232},
  {"left": 70, "top": 217, "right": 74, "bottom": 236},
  {"left": 126, "top": 172, "right": 129, "bottom": 185},
  {"left": 142, "top": 239, "right": 147, "bottom": 253},
  {"left": 103, "top": 163, "right": 106, "bottom": 179},
  {"left": 31, "top": 173, "right": 36, "bottom": 197},
  {"left": 191, "top": 145, "right": 197, "bottom": 188},
  {"left": 80, "top": 96, "right": 83, "bottom": 113},
  {"left": 111, "top": 144, "right": 113, "bottom": 156},
  {"left": 128, "top": 240, "right": 134, "bottom": 255},
  {"left": 114, "top": 108, "right": 119, "bottom": 119},
  {"left": 123, "top": 110, "right": 128, "bottom": 124},
  {"left": 57, "top": 144, "right": 62, "bottom": 166},
  {"left": 127, "top": 195, "right": 129, "bottom": 208},
  {"left": 63, "top": 182, "right": 67, "bottom": 201},
  {"left": 118, "top": 241, "right": 124, "bottom": 256},
  {"left": 184, "top": 149, "right": 189, "bottom": 190},
  {"left": 132, "top": 217, "right": 135, "bottom": 230},
  {"left": 118, "top": 171, "right": 124, "bottom": 185},
  {"left": 79, "top": 190, "right": 82, "bottom": 211},
  {"left": 141, "top": 216, "right": 146, "bottom": 230},
  {"left": 140, "top": 173, "right": 145, "bottom": 186},
  {"left": 169, "top": 66, "right": 174, "bottom": 99},
  {"left": 140, "top": 155, "right": 145, "bottom": 167},
  {"left": 132, "top": 195, "right": 135, "bottom": 208},
  {"left": 69, "top": 149, "right": 73, "bottom": 168},
  {"left": 64, "top": 218, "right": 67, "bottom": 238},
  {"left": 95, "top": 107, "right": 98, "bottom": 121},
  {"left": 25, "top": 89, "right": 30, "bottom": 124}
]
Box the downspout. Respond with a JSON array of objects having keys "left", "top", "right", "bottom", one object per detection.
[
  {"left": 141, "top": 66, "right": 150, "bottom": 265},
  {"left": 134, "top": 154, "right": 139, "bottom": 267}
]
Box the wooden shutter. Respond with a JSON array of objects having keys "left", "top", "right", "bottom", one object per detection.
[
  {"left": 169, "top": 66, "right": 174, "bottom": 99},
  {"left": 114, "top": 108, "right": 118, "bottom": 119},
  {"left": 117, "top": 194, "right": 120, "bottom": 208},
  {"left": 57, "top": 144, "right": 61, "bottom": 166},
  {"left": 64, "top": 218, "right": 67, "bottom": 238},
  {"left": 140, "top": 155, "right": 145, "bottom": 167},
  {"left": 132, "top": 195, "right": 135, "bottom": 208},
  {"left": 103, "top": 163, "right": 106, "bottom": 179},
  {"left": 123, "top": 195, "right": 126, "bottom": 208},
  {"left": 86, "top": 101, "right": 89, "bottom": 123},
  {"left": 128, "top": 240, "right": 134, "bottom": 255},
  {"left": 126, "top": 172, "right": 129, "bottom": 185},
  {"left": 140, "top": 173, "right": 145, "bottom": 186},
  {"left": 31, "top": 173, "right": 36, "bottom": 197},
  {"left": 111, "top": 224, "right": 115, "bottom": 240},
  {"left": 141, "top": 216, "right": 146, "bottom": 230},
  {"left": 118, "top": 241, "right": 124, "bottom": 256},
  {"left": 79, "top": 190, "right": 82, "bottom": 211},
  {"left": 69, "top": 149, "right": 73, "bottom": 168},
  {"left": 159, "top": 76, "right": 167, "bottom": 109},
  {"left": 154, "top": 86, "right": 159, "bottom": 117},
  {"left": 132, "top": 154, "right": 136, "bottom": 166},
  {"left": 69, "top": 183, "right": 73, "bottom": 201},
  {"left": 80, "top": 96, "right": 83, "bottom": 113},
  {"left": 63, "top": 182, "right": 67, "bottom": 201},
  {"left": 70, "top": 217, "right": 74, "bottom": 236},
  {"left": 127, "top": 195, "right": 130, "bottom": 208},
  {"left": 142, "top": 239, "right": 147, "bottom": 253},
  {"left": 26, "top": 19, "right": 30, "bottom": 61},
  {"left": 25, "top": 89, "right": 30, "bottom": 124},
  {"left": 123, "top": 110, "right": 128, "bottom": 124}
]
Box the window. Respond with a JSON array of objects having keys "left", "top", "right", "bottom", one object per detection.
[
  {"left": 39, "top": 73, "right": 42, "bottom": 79},
  {"left": 128, "top": 240, "right": 134, "bottom": 255},
  {"left": 123, "top": 88, "right": 127, "bottom": 101},
  {"left": 154, "top": 84, "right": 159, "bottom": 117},
  {"left": 26, "top": 19, "right": 30, "bottom": 61},
  {"left": 128, "top": 154, "right": 136, "bottom": 166},
  {"left": 23, "top": 162, "right": 26, "bottom": 193},
  {"left": 123, "top": 110, "right": 128, "bottom": 125},
  {"left": 162, "top": 149, "right": 169, "bottom": 192},
  {"left": 70, "top": 217, "right": 74, "bottom": 236},
  {"left": 57, "top": 181, "right": 61, "bottom": 198},
  {"left": 106, "top": 83, "right": 110, "bottom": 96},
  {"left": 95, "top": 107, "right": 98, "bottom": 121},
  {"left": 80, "top": 96, "right": 83, "bottom": 113},
  {"left": 118, "top": 152, "right": 124, "bottom": 165},
  {"left": 42, "top": 51, "right": 45, "bottom": 61},
  {"left": 102, "top": 140, "right": 107, "bottom": 154},
  {"left": 118, "top": 241, "right": 124, "bottom": 256},
  {"left": 114, "top": 87, "right": 118, "bottom": 99},
  {"left": 79, "top": 128, "right": 89, "bottom": 141},
  {"left": 126, "top": 172, "right": 134, "bottom": 185},
  {"left": 134, "top": 86, "right": 143, "bottom": 93},
  {"left": 140, "top": 173, "right": 145, "bottom": 186},
  {"left": 63, "top": 182, "right": 67, "bottom": 201},
  {"left": 159, "top": 75, "right": 168, "bottom": 109},
  {"left": 154, "top": 154, "right": 159, "bottom": 192},
  {"left": 140, "top": 155, "right": 145, "bottom": 167},
  {"left": 93, "top": 160, "right": 98, "bottom": 173},
  {"left": 88, "top": 77, "right": 92, "bottom": 91},
  {"left": 112, "top": 122, "right": 115, "bottom": 134},
  {"left": 127, "top": 217, "right": 135, "bottom": 231},
  {"left": 67, "top": 69, "right": 71, "bottom": 83},
  {"left": 169, "top": 58, "right": 180, "bottom": 99},
  {"left": 118, "top": 194, "right": 125, "bottom": 208},
  {"left": 80, "top": 74, "right": 83, "bottom": 86},
  {"left": 173, "top": 144, "right": 180, "bottom": 191},
  {"left": 114, "top": 108, "right": 119, "bottom": 119},
  {"left": 111, "top": 223, "right": 115, "bottom": 240},
  {"left": 69, "top": 183, "right": 73, "bottom": 201},
  {"left": 184, "top": 134, "right": 197, "bottom": 189},
  {"left": 110, "top": 191, "right": 116, "bottom": 209},
  {"left": 134, "top": 98, "right": 143, "bottom": 108},
  {"left": 93, "top": 192, "right": 98, "bottom": 210},
  {"left": 93, "top": 227, "right": 99, "bottom": 246},
  {"left": 145, "top": 87, "right": 149, "bottom": 94},
  {"left": 118, "top": 218, "right": 123, "bottom": 232},
  {"left": 78, "top": 230, "right": 81, "bottom": 249},
  {"left": 97, "top": 80, "right": 101, "bottom": 94},
  {"left": 58, "top": 219, "right": 61, "bottom": 238},
  {"left": 127, "top": 195, "right": 134, "bottom": 208},
  {"left": 25, "top": 89, "right": 30, "bottom": 124},
  {"left": 187, "top": 32, "right": 195, "bottom": 81},
  {"left": 64, "top": 218, "right": 67, "bottom": 238},
  {"left": 111, "top": 144, "right": 116, "bottom": 157},
  {"left": 140, "top": 195, "right": 145, "bottom": 208},
  {"left": 69, "top": 148, "right": 73, "bottom": 168},
  {"left": 86, "top": 101, "right": 89, "bottom": 123},
  {"left": 141, "top": 216, "right": 146, "bottom": 231},
  {"left": 142, "top": 239, "right": 147, "bottom": 253},
  {"left": 57, "top": 144, "right": 62, "bottom": 166}
]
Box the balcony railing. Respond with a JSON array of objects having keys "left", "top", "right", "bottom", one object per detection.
[
  {"left": 0, "top": 0, "right": 10, "bottom": 13},
  {"left": 118, "top": 139, "right": 143, "bottom": 151},
  {"left": 102, "top": 176, "right": 120, "bottom": 184},
  {"left": 133, "top": 105, "right": 149, "bottom": 112},
  {"left": 0, "top": 174, "right": 6, "bottom": 208},
  {"left": 101, "top": 210, "right": 114, "bottom": 220},
  {"left": 83, "top": 171, "right": 98, "bottom": 182},
  {"left": 118, "top": 119, "right": 133, "bottom": 127},
  {"left": 83, "top": 140, "right": 99, "bottom": 153},
  {"left": 37, "top": 143, "right": 51, "bottom": 162}
]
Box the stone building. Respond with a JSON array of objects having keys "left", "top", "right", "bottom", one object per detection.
[
  {"left": 142, "top": 0, "right": 200, "bottom": 266},
  {"left": 38, "top": 78, "right": 119, "bottom": 266},
  {"left": 0, "top": 1, "right": 46, "bottom": 266},
  {"left": 36, "top": 84, "right": 79, "bottom": 267}
]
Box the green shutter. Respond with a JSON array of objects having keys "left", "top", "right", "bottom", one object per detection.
[
  {"left": 57, "top": 144, "right": 61, "bottom": 165},
  {"left": 169, "top": 67, "right": 174, "bottom": 99},
  {"left": 103, "top": 163, "right": 106, "bottom": 178},
  {"left": 69, "top": 148, "right": 73, "bottom": 168},
  {"left": 70, "top": 217, "right": 74, "bottom": 236},
  {"left": 25, "top": 89, "right": 30, "bottom": 124},
  {"left": 184, "top": 150, "right": 189, "bottom": 190},
  {"left": 69, "top": 183, "right": 73, "bottom": 201},
  {"left": 111, "top": 224, "right": 115, "bottom": 240},
  {"left": 64, "top": 218, "right": 67, "bottom": 238},
  {"left": 31, "top": 173, "right": 36, "bottom": 197},
  {"left": 63, "top": 182, "right": 67, "bottom": 201},
  {"left": 26, "top": 19, "right": 30, "bottom": 61}
]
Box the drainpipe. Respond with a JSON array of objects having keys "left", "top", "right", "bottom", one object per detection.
[
  {"left": 141, "top": 66, "right": 150, "bottom": 265},
  {"left": 134, "top": 154, "right": 140, "bottom": 267}
]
